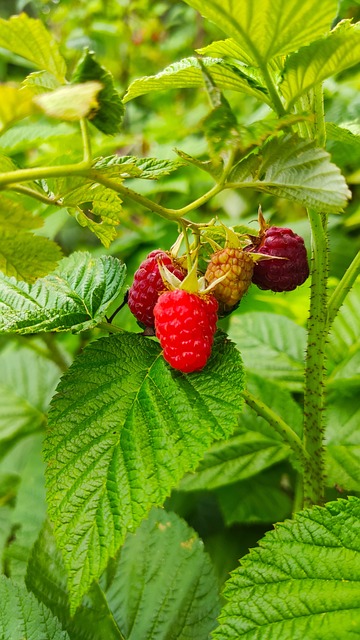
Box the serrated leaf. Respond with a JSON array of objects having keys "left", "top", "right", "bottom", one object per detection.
[
  {"left": 124, "top": 57, "right": 270, "bottom": 105},
  {"left": 281, "top": 21, "right": 360, "bottom": 108},
  {"left": 106, "top": 508, "right": 220, "bottom": 639},
  {"left": 34, "top": 82, "right": 102, "bottom": 121},
  {"left": 62, "top": 183, "right": 123, "bottom": 246},
  {"left": 44, "top": 331, "right": 244, "bottom": 611},
  {"left": 325, "top": 394, "right": 360, "bottom": 491},
  {"left": 0, "top": 575, "right": 69, "bottom": 640},
  {"left": 175, "top": 148, "right": 223, "bottom": 179},
  {"left": 214, "top": 497, "right": 360, "bottom": 639},
  {"left": 228, "top": 312, "right": 307, "bottom": 391},
  {"left": 228, "top": 134, "right": 351, "bottom": 212},
  {"left": 0, "top": 252, "right": 125, "bottom": 334},
  {"left": 0, "top": 13, "right": 66, "bottom": 82},
  {"left": 93, "top": 155, "right": 183, "bottom": 179},
  {"left": 22, "top": 70, "right": 62, "bottom": 95},
  {"left": 183, "top": 0, "right": 337, "bottom": 66},
  {"left": 197, "top": 38, "right": 256, "bottom": 66},
  {"left": 180, "top": 374, "right": 302, "bottom": 491},
  {"left": 26, "top": 521, "right": 123, "bottom": 640},
  {"left": 0, "top": 348, "right": 60, "bottom": 458},
  {"left": 71, "top": 50, "right": 124, "bottom": 134},
  {"left": 0, "top": 230, "right": 62, "bottom": 283},
  {"left": 0, "top": 84, "right": 37, "bottom": 132},
  {"left": 0, "top": 195, "right": 43, "bottom": 231}
]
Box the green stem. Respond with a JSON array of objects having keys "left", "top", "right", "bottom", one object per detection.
[
  {"left": 98, "top": 322, "right": 124, "bottom": 334},
  {"left": 243, "top": 389, "right": 309, "bottom": 472},
  {"left": 80, "top": 118, "right": 92, "bottom": 164},
  {"left": 313, "top": 84, "right": 326, "bottom": 148},
  {"left": 9, "top": 184, "right": 63, "bottom": 206},
  {"left": 326, "top": 249, "right": 360, "bottom": 332},
  {"left": 0, "top": 162, "right": 89, "bottom": 187},
  {"left": 260, "top": 63, "right": 286, "bottom": 117},
  {"left": 302, "top": 208, "right": 328, "bottom": 507}
]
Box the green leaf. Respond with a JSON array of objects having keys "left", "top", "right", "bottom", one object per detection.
[
  {"left": 327, "top": 281, "right": 360, "bottom": 365},
  {"left": 0, "top": 348, "right": 60, "bottom": 458},
  {"left": 106, "top": 508, "right": 220, "bottom": 639},
  {"left": 22, "top": 70, "right": 62, "bottom": 95},
  {"left": 44, "top": 332, "right": 244, "bottom": 611},
  {"left": 228, "top": 134, "right": 351, "bottom": 212},
  {"left": 326, "top": 394, "right": 360, "bottom": 491},
  {"left": 183, "top": 0, "right": 338, "bottom": 65},
  {"left": 0, "top": 121, "right": 74, "bottom": 154},
  {"left": 197, "top": 38, "right": 257, "bottom": 67},
  {"left": 34, "top": 82, "right": 102, "bottom": 121},
  {"left": 62, "top": 183, "right": 123, "bottom": 246},
  {"left": 124, "top": 57, "right": 270, "bottom": 106},
  {"left": 281, "top": 21, "right": 360, "bottom": 108},
  {"left": 26, "top": 520, "right": 123, "bottom": 640},
  {"left": 0, "top": 229, "right": 62, "bottom": 283},
  {"left": 179, "top": 374, "right": 302, "bottom": 491},
  {"left": 0, "top": 575, "right": 69, "bottom": 640},
  {"left": 71, "top": 50, "right": 124, "bottom": 134},
  {"left": 0, "top": 13, "right": 66, "bottom": 82},
  {"left": 0, "top": 252, "right": 126, "bottom": 334},
  {"left": 0, "top": 195, "right": 43, "bottom": 231},
  {"left": 216, "top": 467, "right": 293, "bottom": 525},
  {"left": 0, "top": 85, "right": 36, "bottom": 132},
  {"left": 93, "top": 155, "right": 183, "bottom": 179},
  {"left": 214, "top": 497, "right": 360, "bottom": 639},
  {"left": 326, "top": 122, "right": 360, "bottom": 149},
  {"left": 228, "top": 312, "right": 307, "bottom": 391}
]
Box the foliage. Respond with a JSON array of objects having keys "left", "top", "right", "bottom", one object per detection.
[{"left": 0, "top": 0, "right": 360, "bottom": 638}]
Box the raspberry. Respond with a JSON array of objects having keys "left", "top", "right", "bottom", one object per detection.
[
  {"left": 128, "top": 250, "right": 185, "bottom": 327},
  {"left": 154, "top": 289, "right": 218, "bottom": 373},
  {"left": 205, "top": 247, "right": 254, "bottom": 310},
  {"left": 251, "top": 227, "right": 309, "bottom": 292}
]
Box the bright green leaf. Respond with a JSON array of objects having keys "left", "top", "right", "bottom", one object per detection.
[
  {"left": 281, "top": 21, "right": 360, "bottom": 108},
  {"left": 44, "top": 332, "right": 244, "bottom": 611},
  {"left": 0, "top": 229, "right": 62, "bottom": 283},
  {"left": 0, "top": 13, "right": 66, "bottom": 82},
  {"left": 214, "top": 497, "right": 360, "bottom": 639},
  {"left": 22, "top": 70, "right": 62, "bottom": 95},
  {"left": 326, "top": 394, "right": 360, "bottom": 491},
  {"left": 93, "top": 155, "right": 184, "bottom": 179},
  {"left": 71, "top": 50, "right": 124, "bottom": 134},
  {"left": 197, "top": 38, "right": 256, "bottom": 66},
  {"left": 0, "top": 85, "right": 36, "bottom": 132},
  {"left": 0, "top": 252, "right": 126, "bottom": 334},
  {"left": 0, "top": 195, "right": 43, "bottom": 231},
  {"left": 0, "top": 121, "right": 75, "bottom": 153},
  {"left": 326, "top": 122, "right": 360, "bottom": 149},
  {"left": 106, "top": 508, "right": 220, "bottom": 639},
  {"left": 228, "top": 134, "right": 351, "bottom": 212},
  {"left": 34, "top": 82, "right": 102, "bottom": 121},
  {"left": 183, "top": 0, "right": 337, "bottom": 65},
  {"left": 124, "top": 57, "right": 270, "bottom": 105},
  {"left": 0, "top": 575, "right": 69, "bottom": 640}
]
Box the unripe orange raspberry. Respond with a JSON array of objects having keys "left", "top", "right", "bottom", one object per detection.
[{"left": 205, "top": 247, "right": 254, "bottom": 310}]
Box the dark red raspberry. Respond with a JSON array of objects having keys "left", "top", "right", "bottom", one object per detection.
[
  {"left": 128, "top": 250, "right": 185, "bottom": 327},
  {"left": 251, "top": 227, "right": 309, "bottom": 292},
  {"left": 154, "top": 289, "right": 218, "bottom": 373}
]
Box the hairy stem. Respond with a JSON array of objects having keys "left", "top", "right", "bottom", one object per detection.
[{"left": 326, "top": 249, "right": 360, "bottom": 332}]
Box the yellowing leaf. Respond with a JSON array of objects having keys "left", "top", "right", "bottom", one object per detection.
[
  {"left": 0, "top": 85, "right": 37, "bottom": 133},
  {"left": 34, "top": 82, "right": 102, "bottom": 121}
]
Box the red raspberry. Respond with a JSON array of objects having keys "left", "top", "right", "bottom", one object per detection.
[
  {"left": 128, "top": 250, "right": 185, "bottom": 327},
  {"left": 154, "top": 289, "right": 218, "bottom": 373},
  {"left": 251, "top": 227, "right": 309, "bottom": 292}
]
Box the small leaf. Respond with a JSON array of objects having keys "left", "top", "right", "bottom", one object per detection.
[
  {"left": 183, "top": 0, "right": 338, "bottom": 65},
  {"left": 93, "top": 155, "right": 183, "bottom": 179},
  {"left": 0, "top": 13, "right": 66, "bottom": 82},
  {"left": 214, "top": 497, "right": 360, "bottom": 639},
  {"left": 124, "top": 57, "right": 270, "bottom": 105},
  {"left": 281, "top": 21, "right": 360, "bottom": 108},
  {"left": 106, "top": 508, "right": 220, "bottom": 639},
  {"left": 34, "top": 82, "right": 102, "bottom": 121},
  {"left": 0, "top": 230, "right": 62, "bottom": 283},
  {"left": 0, "top": 85, "right": 36, "bottom": 132},
  {"left": 71, "top": 50, "right": 124, "bottom": 134},
  {"left": 0, "top": 575, "right": 69, "bottom": 640},
  {"left": 44, "top": 331, "right": 244, "bottom": 611},
  {"left": 228, "top": 134, "right": 351, "bottom": 212},
  {"left": 0, "top": 252, "right": 126, "bottom": 334}
]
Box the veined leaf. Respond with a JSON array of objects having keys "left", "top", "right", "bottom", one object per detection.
[
  {"left": 325, "top": 394, "right": 360, "bottom": 491},
  {"left": 34, "top": 82, "right": 102, "bottom": 121},
  {"left": 62, "top": 183, "right": 123, "bottom": 246},
  {"left": 214, "top": 497, "right": 360, "bottom": 639},
  {"left": 22, "top": 70, "right": 62, "bottom": 95},
  {"left": 0, "top": 229, "right": 62, "bottom": 283},
  {"left": 124, "top": 57, "right": 270, "bottom": 106},
  {"left": 0, "top": 575, "right": 69, "bottom": 640},
  {"left": 0, "top": 348, "right": 59, "bottom": 459},
  {"left": 183, "top": 0, "right": 337, "bottom": 66},
  {"left": 71, "top": 50, "right": 124, "bottom": 135},
  {"left": 93, "top": 155, "right": 184, "bottom": 179},
  {"left": 0, "top": 85, "right": 36, "bottom": 132},
  {"left": 106, "top": 508, "right": 220, "bottom": 639},
  {"left": 44, "top": 332, "right": 244, "bottom": 611},
  {"left": 227, "top": 134, "right": 351, "bottom": 212},
  {"left": 0, "top": 13, "right": 66, "bottom": 82},
  {"left": 197, "top": 38, "right": 256, "bottom": 66},
  {"left": 281, "top": 21, "right": 360, "bottom": 108},
  {"left": 0, "top": 252, "right": 125, "bottom": 334},
  {"left": 326, "top": 122, "right": 360, "bottom": 148},
  {"left": 26, "top": 521, "right": 123, "bottom": 640}
]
